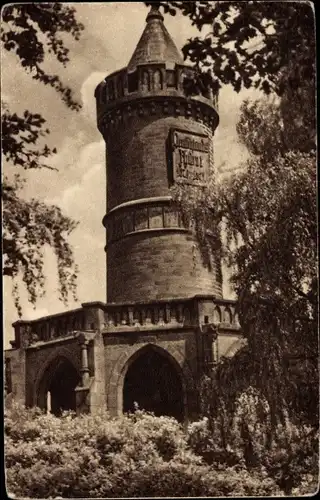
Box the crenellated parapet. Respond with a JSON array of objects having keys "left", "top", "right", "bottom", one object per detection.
[
  {"left": 11, "top": 297, "right": 240, "bottom": 349},
  {"left": 11, "top": 304, "right": 102, "bottom": 349},
  {"left": 102, "top": 296, "right": 240, "bottom": 333},
  {"left": 96, "top": 64, "right": 218, "bottom": 113},
  {"left": 95, "top": 63, "right": 219, "bottom": 137}
]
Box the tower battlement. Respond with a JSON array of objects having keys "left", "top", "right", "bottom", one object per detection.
[{"left": 95, "top": 64, "right": 219, "bottom": 126}]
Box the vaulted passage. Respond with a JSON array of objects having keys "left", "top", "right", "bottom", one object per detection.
[
  {"left": 38, "top": 357, "right": 80, "bottom": 416},
  {"left": 123, "top": 347, "right": 184, "bottom": 421}
]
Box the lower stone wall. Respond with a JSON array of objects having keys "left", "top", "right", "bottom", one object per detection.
[
  {"left": 5, "top": 348, "right": 26, "bottom": 405},
  {"left": 5, "top": 323, "right": 244, "bottom": 418}
]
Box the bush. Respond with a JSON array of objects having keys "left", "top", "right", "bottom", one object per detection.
[
  {"left": 6, "top": 403, "right": 204, "bottom": 498},
  {"left": 187, "top": 387, "right": 319, "bottom": 495},
  {"left": 4, "top": 401, "right": 318, "bottom": 498}
]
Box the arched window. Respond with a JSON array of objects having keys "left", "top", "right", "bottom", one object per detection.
[
  {"left": 166, "top": 70, "right": 176, "bottom": 87},
  {"left": 121, "top": 309, "right": 128, "bottom": 325},
  {"left": 158, "top": 308, "right": 165, "bottom": 323},
  {"left": 153, "top": 69, "right": 163, "bottom": 90},
  {"left": 183, "top": 307, "right": 191, "bottom": 324},
  {"left": 128, "top": 71, "right": 139, "bottom": 93},
  {"left": 145, "top": 309, "right": 152, "bottom": 324},
  {"left": 224, "top": 308, "right": 232, "bottom": 324},
  {"left": 141, "top": 71, "right": 150, "bottom": 91},
  {"left": 133, "top": 309, "right": 141, "bottom": 325},
  {"left": 213, "top": 306, "right": 222, "bottom": 324}
]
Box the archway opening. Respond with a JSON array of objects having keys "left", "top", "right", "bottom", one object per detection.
[
  {"left": 123, "top": 347, "right": 184, "bottom": 421},
  {"left": 38, "top": 357, "right": 80, "bottom": 416}
]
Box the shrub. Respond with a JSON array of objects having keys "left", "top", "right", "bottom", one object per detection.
[
  {"left": 187, "top": 387, "right": 319, "bottom": 495},
  {"left": 4, "top": 401, "right": 318, "bottom": 498},
  {"left": 5, "top": 403, "right": 202, "bottom": 498}
]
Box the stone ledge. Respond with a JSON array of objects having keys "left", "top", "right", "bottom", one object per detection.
[
  {"left": 105, "top": 227, "right": 190, "bottom": 247},
  {"left": 25, "top": 330, "right": 97, "bottom": 350},
  {"left": 25, "top": 334, "right": 78, "bottom": 350},
  {"left": 102, "top": 324, "right": 191, "bottom": 336},
  {"left": 106, "top": 195, "right": 173, "bottom": 215}
]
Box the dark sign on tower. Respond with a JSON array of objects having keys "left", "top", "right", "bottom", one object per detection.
[{"left": 170, "top": 128, "right": 210, "bottom": 186}]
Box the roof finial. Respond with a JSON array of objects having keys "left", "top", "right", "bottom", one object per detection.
[{"left": 146, "top": 3, "right": 164, "bottom": 23}]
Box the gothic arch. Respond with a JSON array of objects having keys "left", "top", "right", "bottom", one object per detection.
[
  {"left": 107, "top": 342, "right": 194, "bottom": 418},
  {"left": 213, "top": 306, "right": 222, "bottom": 324},
  {"left": 223, "top": 307, "right": 233, "bottom": 324},
  {"left": 33, "top": 346, "right": 80, "bottom": 409},
  {"left": 224, "top": 337, "right": 246, "bottom": 358}
]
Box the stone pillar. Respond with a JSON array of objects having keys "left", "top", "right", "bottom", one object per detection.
[
  {"left": 80, "top": 341, "right": 90, "bottom": 386},
  {"left": 47, "top": 391, "right": 51, "bottom": 414}
]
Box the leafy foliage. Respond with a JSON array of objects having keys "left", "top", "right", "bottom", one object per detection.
[
  {"left": 2, "top": 3, "right": 84, "bottom": 313},
  {"left": 5, "top": 402, "right": 293, "bottom": 498},
  {"left": 3, "top": 177, "right": 78, "bottom": 314},
  {"left": 1, "top": 3, "right": 84, "bottom": 109},
  {"left": 146, "top": 2, "right": 315, "bottom": 97},
  {"left": 5, "top": 402, "right": 318, "bottom": 497},
  {"left": 150, "top": 0, "right": 318, "bottom": 448},
  {"left": 223, "top": 150, "right": 316, "bottom": 313},
  {"left": 2, "top": 105, "right": 58, "bottom": 171},
  {"left": 188, "top": 387, "right": 319, "bottom": 495}
]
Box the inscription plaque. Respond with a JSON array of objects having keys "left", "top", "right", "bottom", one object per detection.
[{"left": 170, "top": 128, "right": 210, "bottom": 186}]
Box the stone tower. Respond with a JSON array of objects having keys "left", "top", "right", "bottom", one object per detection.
[
  {"left": 95, "top": 5, "right": 221, "bottom": 303},
  {"left": 5, "top": 6, "right": 242, "bottom": 421}
]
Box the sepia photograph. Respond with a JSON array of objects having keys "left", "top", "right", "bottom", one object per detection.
[{"left": 2, "top": 1, "right": 318, "bottom": 497}]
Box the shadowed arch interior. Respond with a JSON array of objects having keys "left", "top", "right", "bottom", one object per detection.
[
  {"left": 37, "top": 356, "right": 80, "bottom": 416},
  {"left": 123, "top": 345, "right": 184, "bottom": 421}
]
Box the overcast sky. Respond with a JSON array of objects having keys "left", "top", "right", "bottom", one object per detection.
[{"left": 3, "top": 2, "right": 260, "bottom": 348}]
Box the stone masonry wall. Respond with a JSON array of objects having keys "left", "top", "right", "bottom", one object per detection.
[
  {"left": 104, "top": 111, "right": 221, "bottom": 303},
  {"left": 106, "top": 114, "right": 214, "bottom": 211},
  {"left": 107, "top": 231, "right": 222, "bottom": 302},
  {"left": 5, "top": 348, "right": 26, "bottom": 405}
]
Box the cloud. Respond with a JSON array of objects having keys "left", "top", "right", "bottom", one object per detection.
[
  {"left": 80, "top": 71, "right": 109, "bottom": 123},
  {"left": 48, "top": 139, "right": 105, "bottom": 218}
]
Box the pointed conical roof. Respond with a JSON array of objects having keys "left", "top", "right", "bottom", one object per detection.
[{"left": 127, "top": 5, "right": 183, "bottom": 72}]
